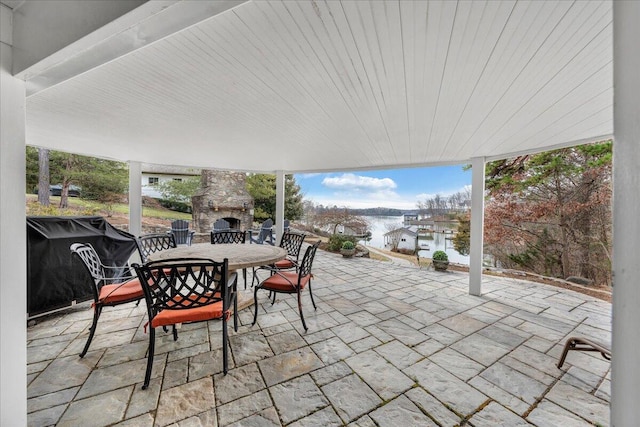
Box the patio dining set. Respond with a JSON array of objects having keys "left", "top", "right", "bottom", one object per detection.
[{"left": 69, "top": 219, "right": 318, "bottom": 390}]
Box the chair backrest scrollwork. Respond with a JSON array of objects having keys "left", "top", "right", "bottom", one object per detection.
[
  {"left": 211, "top": 230, "right": 246, "bottom": 245},
  {"left": 136, "top": 233, "right": 177, "bottom": 263},
  {"left": 298, "top": 241, "right": 321, "bottom": 279},
  {"left": 280, "top": 232, "right": 306, "bottom": 262}
]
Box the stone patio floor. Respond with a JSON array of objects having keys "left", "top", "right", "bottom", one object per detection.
[{"left": 27, "top": 246, "right": 612, "bottom": 426}]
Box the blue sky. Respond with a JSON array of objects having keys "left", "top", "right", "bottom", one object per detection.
[{"left": 294, "top": 164, "right": 471, "bottom": 210}]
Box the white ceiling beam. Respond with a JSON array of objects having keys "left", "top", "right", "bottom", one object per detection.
[{"left": 16, "top": 0, "right": 248, "bottom": 96}]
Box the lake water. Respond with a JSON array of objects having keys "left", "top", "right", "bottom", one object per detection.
[{"left": 359, "top": 215, "right": 470, "bottom": 265}]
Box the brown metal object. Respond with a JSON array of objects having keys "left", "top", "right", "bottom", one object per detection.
[{"left": 557, "top": 336, "right": 611, "bottom": 368}]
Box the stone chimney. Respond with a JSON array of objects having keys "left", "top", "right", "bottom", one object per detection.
[{"left": 191, "top": 170, "right": 254, "bottom": 233}]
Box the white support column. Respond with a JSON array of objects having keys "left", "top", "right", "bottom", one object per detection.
[
  {"left": 0, "top": 4, "right": 27, "bottom": 424},
  {"left": 128, "top": 161, "right": 142, "bottom": 237},
  {"left": 469, "top": 157, "right": 485, "bottom": 296},
  {"left": 275, "top": 171, "right": 285, "bottom": 246},
  {"left": 612, "top": 1, "right": 640, "bottom": 424}
]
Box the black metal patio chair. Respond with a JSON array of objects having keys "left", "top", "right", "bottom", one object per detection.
[
  {"left": 136, "top": 233, "right": 177, "bottom": 263},
  {"left": 211, "top": 229, "right": 248, "bottom": 288},
  {"left": 70, "top": 243, "right": 144, "bottom": 357},
  {"left": 133, "top": 257, "right": 237, "bottom": 389},
  {"left": 252, "top": 231, "right": 306, "bottom": 287},
  {"left": 252, "top": 241, "right": 320, "bottom": 331}
]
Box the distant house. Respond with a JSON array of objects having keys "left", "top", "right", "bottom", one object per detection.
[
  {"left": 142, "top": 164, "right": 200, "bottom": 199},
  {"left": 384, "top": 226, "right": 418, "bottom": 251}
]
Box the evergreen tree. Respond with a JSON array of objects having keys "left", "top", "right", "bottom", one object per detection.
[
  {"left": 453, "top": 214, "right": 470, "bottom": 256},
  {"left": 246, "top": 174, "right": 304, "bottom": 221},
  {"left": 484, "top": 141, "right": 612, "bottom": 285}
]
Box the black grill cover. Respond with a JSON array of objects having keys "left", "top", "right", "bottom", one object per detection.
[{"left": 27, "top": 216, "right": 137, "bottom": 316}]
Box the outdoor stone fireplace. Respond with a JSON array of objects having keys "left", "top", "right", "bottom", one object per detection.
[{"left": 191, "top": 170, "right": 254, "bottom": 233}]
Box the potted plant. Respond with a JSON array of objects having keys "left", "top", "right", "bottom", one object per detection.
[
  {"left": 340, "top": 241, "right": 356, "bottom": 258},
  {"left": 432, "top": 250, "right": 449, "bottom": 271}
]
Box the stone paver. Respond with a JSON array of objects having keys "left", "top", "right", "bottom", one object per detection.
[
  {"left": 230, "top": 331, "right": 273, "bottom": 366},
  {"left": 310, "top": 361, "right": 353, "bottom": 387},
  {"left": 527, "top": 400, "right": 594, "bottom": 427},
  {"left": 369, "top": 394, "right": 438, "bottom": 427},
  {"left": 480, "top": 362, "right": 547, "bottom": 405},
  {"left": 310, "top": 336, "right": 356, "bottom": 364},
  {"left": 429, "top": 347, "right": 485, "bottom": 381},
  {"left": 269, "top": 375, "right": 329, "bottom": 424},
  {"left": 545, "top": 381, "right": 610, "bottom": 426},
  {"left": 322, "top": 374, "right": 382, "bottom": 423},
  {"left": 57, "top": 387, "right": 132, "bottom": 427},
  {"left": 346, "top": 349, "right": 414, "bottom": 400},
  {"left": 287, "top": 406, "right": 342, "bottom": 427},
  {"left": 468, "top": 401, "right": 532, "bottom": 426},
  {"left": 27, "top": 351, "right": 102, "bottom": 398},
  {"left": 27, "top": 404, "right": 68, "bottom": 427},
  {"left": 258, "top": 346, "right": 324, "bottom": 387},
  {"left": 405, "top": 359, "right": 489, "bottom": 417},
  {"left": 226, "top": 407, "right": 281, "bottom": 427},
  {"left": 216, "top": 389, "right": 273, "bottom": 426},
  {"left": 76, "top": 357, "right": 166, "bottom": 399},
  {"left": 155, "top": 377, "right": 215, "bottom": 426},
  {"left": 405, "top": 387, "right": 462, "bottom": 426},
  {"left": 28, "top": 386, "right": 78, "bottom": 414},
  {"left": 468, "top": 376, "right": 530, "bottom": 416},
  {"left": 450, "top": 333, "right": 511, "bottom": 366},
  {"left": 214, "top": 363, "right": 265, "bottom": 405},
  {"left": 26, "top": 247, "right": 612, "bottom": 426}
]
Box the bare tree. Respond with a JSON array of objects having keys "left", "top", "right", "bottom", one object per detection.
[
  {"left": 314, "top": 206, "right": 369, "bottom": 235},
  {"left": 416, "top": 201, "right": 428, "bottom": 219},
  {"left": 448, "top": 194, "right": 457, "bottom": 212},
  {"left": 384, "top": 223, "right": 404, "bottom": 251},
  {"left": 302, "top": 200, "right": 317, "bottom": 226},
  {"left": 433, "top": 194, "right": 442, "bottom": 216}
]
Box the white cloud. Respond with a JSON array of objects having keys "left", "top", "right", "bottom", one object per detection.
[
  {"left": 308, "top": 174, "right": 414, "bottom": 209},
  {"left": 322, "top": 173, "right": 397, "bottom": 191},
  {"left": 297, "top": 173, "right": 322, "bottom": 179}
]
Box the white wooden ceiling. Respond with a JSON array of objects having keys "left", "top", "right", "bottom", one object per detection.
[{"left": 24, "top": 0, "right": 613, "bottom": 173}]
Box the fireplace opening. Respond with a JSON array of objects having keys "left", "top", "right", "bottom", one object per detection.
[{"left": 222, "top": 217, "right": 241, "bottom": 230}]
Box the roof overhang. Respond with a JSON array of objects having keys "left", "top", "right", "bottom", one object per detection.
[{"left": 15, "top": 0, "right": 613, "bottom": 173}]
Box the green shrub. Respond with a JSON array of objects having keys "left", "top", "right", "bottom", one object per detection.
[
  {"left": 432, "top": 250, "right": 448, "bottom": 261},
  {"left": 341, "top": 241, "right": 355, "bottom": 250},
  {"left": 328, "top": 234, "right": 357, "bottom": 251},
  {"left": 159, "top": 199, "right": 192, "bottom": 213}
]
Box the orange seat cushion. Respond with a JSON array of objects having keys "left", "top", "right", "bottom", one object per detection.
[
  {"left": 261, "top": 272, "right": 310, "bottom": 292},
  {"left": 99, "top": 279, "right": 144, "bottom": 304},
  {"left": 151, "top": 300, "right": 225, "bottom": 329},
  {"left": 274, "top": 259, "right": 295, "bottom": 269}
]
